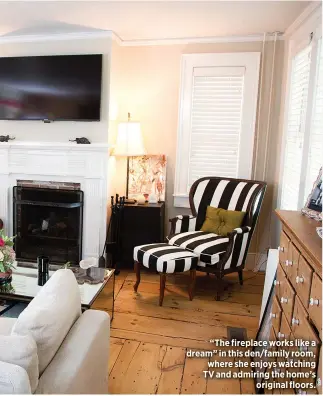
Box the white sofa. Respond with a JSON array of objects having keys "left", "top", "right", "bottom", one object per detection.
[{"left": 0, "top": 269, "right": 110, "bottom": 394}]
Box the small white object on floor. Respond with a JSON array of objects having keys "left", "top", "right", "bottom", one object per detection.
[
  {"left": 79, "top": 257, "right": 98, "bottom": 269},
  {"left": 316, "top": 227, "right": 322, "bottom": 239}
]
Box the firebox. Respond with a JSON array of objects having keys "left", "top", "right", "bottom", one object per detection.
[{"left": 13, "top": 186, "right": 84, "bottom": 265}]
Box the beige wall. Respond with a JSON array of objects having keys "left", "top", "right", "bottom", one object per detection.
[{"left": 109, "top": 39, "right": 285, "bottom": 259}]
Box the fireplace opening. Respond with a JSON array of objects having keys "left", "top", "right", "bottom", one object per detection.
[{"left": 13, "top": 186, "right": 84, "bottom": 265}]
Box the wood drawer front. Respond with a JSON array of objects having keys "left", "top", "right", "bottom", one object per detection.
[
  {"left": 287, "top": 243, "right": 300, "bottom": 288},
  {"left": 276, "top": 264, "right": 287, "bottom": 300},
  {"left": 292, "top": 298, "right": 320, "bottom": 379},
  {"left": 280, "top": 277, "right": 295, "bottom": 324},
  {"left": 309, "top": 273, "right": 322, "bottom": 334},
  {"left": 269, "top": 325, "right": 277, "bottom": 356},
  {"left": 278, "top": 312, "right": 292, "bottom": 341},
  {"left": 279, "top": 232, "right": 290, "bottom": 270},
  {"left": 285, "top": 333, "right": 303, "bottom": 389},
  {"left": 291, "top": 296, "right": 310, "bottom": 338},
  {"left": 317, "top": 351, "right": 322, "bottom": 394},
  {"left": 296, "top": 255, "right": 313, "bottom": 309},
  {"left": 271, "top": 295, "right": 282, "bottom": 335}
]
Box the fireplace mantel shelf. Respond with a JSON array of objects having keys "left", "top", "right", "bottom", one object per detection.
[{"left": 0, "top": 141, "right": 109, "bottom": 151}]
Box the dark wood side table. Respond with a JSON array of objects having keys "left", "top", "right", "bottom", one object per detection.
[{"left": 118, "top": 202, "right": 165, "bottom": 268}]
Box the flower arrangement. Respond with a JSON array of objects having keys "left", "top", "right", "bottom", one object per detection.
[{"left": 0, "top": 230, "right": 15, "bottom": 292}]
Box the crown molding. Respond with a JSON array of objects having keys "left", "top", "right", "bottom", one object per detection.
[
  {"left": 112, "top": 31, "right": 123, "bottom": 46},
  {"left": 283, "top": 1, "right": 322, "bottom": 38},
  {"left": 0, "top": 29, "right": 284, "bottom": 46},
  {"left": 114, "top": 33, "right": 284, "bottom": 47},
  {"left": 0, "top": 30, "right": 113, "bottom": 44}
]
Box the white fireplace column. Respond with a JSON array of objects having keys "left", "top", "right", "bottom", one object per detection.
[{"left": 0, "top": 142, "right": 109, "bottom": 260}]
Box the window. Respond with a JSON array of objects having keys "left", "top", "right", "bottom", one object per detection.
[
  {"left": 281, "top": 36, "right": 323, "bottom": 210},
  {"left": 174, "top": 53, "right": 260, "bottom": 207},
  {"left": 305, "top": 39, "right": 323, "bottom": 196}
]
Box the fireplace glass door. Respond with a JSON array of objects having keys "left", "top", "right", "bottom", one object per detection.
[{"left": 13, "top": 186, "right": 84, "bottom": 265}]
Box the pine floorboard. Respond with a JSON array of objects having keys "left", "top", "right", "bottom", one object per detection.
[{"left": 104, "top": 269, "right": 264, "bottom": 394}]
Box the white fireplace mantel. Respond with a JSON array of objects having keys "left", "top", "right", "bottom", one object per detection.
[{"left": 0, "top": 141, "right": 109, "bottom": 260}]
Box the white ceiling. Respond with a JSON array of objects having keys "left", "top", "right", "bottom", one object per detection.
[{"left": 0, "top": 1, "right": 312, "bottom": 41}]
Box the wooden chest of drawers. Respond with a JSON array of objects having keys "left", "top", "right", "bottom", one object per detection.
[{"left": 273, "top": 210, "right": 322, "bottom": 394}]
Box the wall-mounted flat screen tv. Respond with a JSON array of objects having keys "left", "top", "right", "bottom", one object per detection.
[{"left": 0, "top": 54, "right": 102, "bottom": 121}]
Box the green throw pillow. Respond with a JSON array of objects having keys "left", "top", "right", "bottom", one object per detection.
[{"left": 201, "top": 206, "right": 246, "bottom": 236}]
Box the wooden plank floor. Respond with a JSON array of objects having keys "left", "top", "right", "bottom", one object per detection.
[{"left": 107, "top": 269, "right": 264, "bottom": 394}]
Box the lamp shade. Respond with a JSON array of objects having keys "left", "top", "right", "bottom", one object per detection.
[{"left": 113, "top": 121, "right": 146, "bottom": 156}]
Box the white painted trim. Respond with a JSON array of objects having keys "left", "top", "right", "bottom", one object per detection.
[
  {"left": 283, "top": 2, "right": 322, "bottom": 39},
  {"left": 174, "top": 52, "right": 261, "bottom": 208},
  {"left": 118, "top": 33, "right": 284, "bottom": 47},
  {"left": 0, "top": 141, "right": 109, "bottom": 151},
  {"left": 0, "top": 30, "right": 114, "bottom": 44},
  {"left": 173, "top": 195, "right": 189, "bottom": 208},
  {"left": 0, "top": 141, "right": 109, "bottom": 259},
  {"left": 278, "top": 4, "right": 322, "bottom": 211},
  {"left": 277, "top": 42, "right": 293, "bottom": 212},
  {"left": 297, "top": 39, "right": 320, "bottom": 209},
  {"left": 112, "top": 31, "right": 123, "bottom": 46},
  {"left": 0, "top": 30, "right": 284, "bottom": 46}
]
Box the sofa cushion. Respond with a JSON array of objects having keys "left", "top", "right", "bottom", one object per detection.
[
  {"left": 12, "top": 269, "right": 81, "bottom": 375},
  {"left": 0, "top": 360, "right": 31, "bottom": 394},
  {"left": 167, "top": 231, "right": 229, "bottom": 265},
  {"left": 0, "top": 333, "right": 38, "bottom": 392},
  {"left": 36, "top": 310, "right": 110, "bottom": 394},
  {"left": 0, "top": 318, "right": 17, "bottom": 336}
]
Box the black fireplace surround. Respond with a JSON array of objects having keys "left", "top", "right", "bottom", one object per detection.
[{"left": 13, "top": 186, "right": 84, "bottom": 265}]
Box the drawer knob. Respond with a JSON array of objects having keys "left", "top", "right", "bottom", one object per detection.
[
  {"left": 285, "top": 259, "right": 292, "bottom": 266},
  {"left": 278, "top": 246, "right": 284, "bottom": 252},
  {"left": 274, "top": 280, "right": 280, "bottom": 286},
  {"left": 291, "top": 317, "right": 299, "bottom": 325},
  {"left": 296, "top": 276, "right": 304, "bottom": 284},
  {"left": 280, "top": 297, "right": 288, "bottom": 304},
  {"left": 309, "top": 298, "right": 319, "bottom": 306},
  {"left": 270, "top": 312, "right": 276, "bottom": 319},
  {"left": 277, "top": 331, "right": 285, "bottom": 338}
]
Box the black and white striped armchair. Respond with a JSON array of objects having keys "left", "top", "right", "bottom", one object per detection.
[{"left": 168, "top": 177, "right": 266, "bottom": 299}]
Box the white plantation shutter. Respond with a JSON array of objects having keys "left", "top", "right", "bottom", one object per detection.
[
  {"left": 174, "top": 53, "right": 260, "bottom": 207},
  {"left": 305, "top": 39, "right": 323, "bottom": 198},
  {"left": 281, "top": 46, "right": 311, "bottom": 210},
  {"left": 188, "top": 68, "right": 244, "bottom": 186}
]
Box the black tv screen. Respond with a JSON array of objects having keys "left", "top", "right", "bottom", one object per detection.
[{"left": 0, "top": 54, "right": 102, "bottom": 121}]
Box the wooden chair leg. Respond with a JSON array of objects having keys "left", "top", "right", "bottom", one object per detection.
[
  {"left": 133, "top": 261, "right": 141, "bottom": 292},
  {"left": 215, "top": 277, "right": 223, "bottom": 301},
  {"left": 238, "top": 270, "right": 243, "bottom": 285},
  {"left": 188, "top": 269, "right": 196, "bottom": 301},
  {"left": 159, "top": 274, "right": 166, "bottom": 306}
]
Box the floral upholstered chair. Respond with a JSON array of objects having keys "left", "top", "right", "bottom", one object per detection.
[{"left": 168, "top": 177, "right": 266, "bottom": 300}]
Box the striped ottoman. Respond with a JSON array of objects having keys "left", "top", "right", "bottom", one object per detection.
[{"left": 133, "top": 243, "right": 198, "bottom": 306}]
